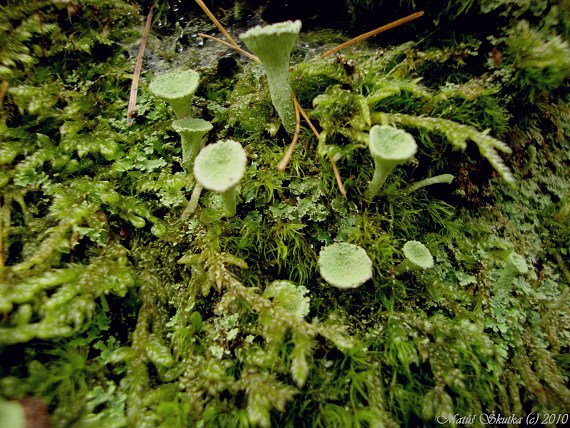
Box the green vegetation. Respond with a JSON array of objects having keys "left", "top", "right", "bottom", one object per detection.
[
  {"left": 1, "top": 0, "right": 569, "bottom": 426},
  {"left": 149, "top": 69, "right": 201, "bottom": 119},
  {"left": 171, "top": 117, "right": 213, "bottom": 173},
  {"left": 395, "top": 240, "right": 434, "bottom": 275}
]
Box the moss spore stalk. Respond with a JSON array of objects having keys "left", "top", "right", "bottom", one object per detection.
[
  {"left": 366, "top": 125, "right": 418, "bottom": 199},
  {"left": 239, "top": 20, "right": 302, "bottom": 134},
  {"left": 149, "top": 69, "right": 200, "bottom": 119},
  {"left": 172, "top": 117, "right": 213, "bottom": 173}
]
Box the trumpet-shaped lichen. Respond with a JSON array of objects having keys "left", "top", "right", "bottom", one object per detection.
[
  {"left": 1, "top": 1, "right": 569, "bottom": 426},
  {"left": 240, "top": 20, "right": 302, "bottom": 134}
]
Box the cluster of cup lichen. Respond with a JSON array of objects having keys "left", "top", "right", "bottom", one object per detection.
[{"left": 1, "top": 0, "right": 569, "bottom": 427}]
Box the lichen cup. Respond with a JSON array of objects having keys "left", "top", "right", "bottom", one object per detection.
[
  {"left": 366, "top": 125, "right": 418, "bottom": 199},
  {"left": 172, "top": 117, "right": 213, "bottom": 173},
  {"left": 149, "top": 69, "right": 200, "bottom": 119},
  {"left": 193, "top": 140, "right": 247, "bottom": 218},
  {"left": 240, "top": 20, "right": 302, "bottom": 134}
]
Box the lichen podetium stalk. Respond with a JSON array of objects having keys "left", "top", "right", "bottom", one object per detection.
[
  {"left": 365, "top": 125, "right": 417, "bottom": 199},
  {"left": 219, "top": 186, "right": 240, "bottom": 218},
  {"left": 172, "top": 117, "right": 213, "bottom": 174},
  {"left": 366, "top": 159, "right": 392, "bottom": 199},
  {"left": 240, "top": 20, "right": 302, "bottom": 134}
]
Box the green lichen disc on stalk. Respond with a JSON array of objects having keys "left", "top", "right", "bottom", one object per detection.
[
  {"left": 193, "top": 140, "right": 247, "bottom": 217},
  {"left": 366, "top": 125, "right": 418, "bottom": 198},
  {"left": 172, "top": 117, "right": 213, "bottom": 173},
  {"left": 318, "top": 243, "right": 373, "bottom": 289},
  {"left": 240, "top": 20, "right": 302, "bottom": 134},
  {"left": 149, "top": 69, "right": 200, "bottom": 119}
]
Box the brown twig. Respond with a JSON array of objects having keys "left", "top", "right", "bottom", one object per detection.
[
  {"left": 0, "top": 200, "right": 4, "bottom": 272},
  {"left": 127, "top": 4, "right": 154, "bottom": 126},
  {"left": 0, "top": 81, "right": 9, "bottom": 109},
  {"left": 294, "top": 97, "right": 320, "bottom": 139},
  {"left": 321, "top": 11, "right": 425, "bottom": 58},
  {"left": 0, "top": 80, "right": 6, "bottom": 270},
  {"left": 197, "top": 33, "right": 259, "bottom": 63},
  {"left": 277, "top": 93, "right": 302, "bottom": 171},
  {"left": 328, "top": 156, "right": 347, "bottom": 197},
  {"left": 194, "top": 0, "right": 241, "bottom": 50},
  {"left": 292, "top": 98, "right": 346, "bottom": 196}
]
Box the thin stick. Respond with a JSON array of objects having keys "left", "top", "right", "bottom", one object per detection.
[
  {"left": 277, "top": 93, "right": 301, "bottom": 171},
  {"left": 294, "top": 98, "right": 319, "bottom": 139},
  {"left": 0, "top": 81, "right": 9, "bottom": 108},
  {"left": 127, "top": 4, "right": 154, "bottom": 126},
  {"left": 293, "top": 98, "right": 346, "bottom": 196},
  {"left": 321, "top": 11, "right": 424, "bottom": 58},
  {"left": 33, "top": 0, "right": 46, "bottom": 58},
  {"left": 198, "top": 33, "right": 259, "bottom": 63},
  {"left": 329, "top": 156, "right": 347, "bottom": 197},
  {"left": 194, "top": 0, "right": 241, "bottom": 50}
]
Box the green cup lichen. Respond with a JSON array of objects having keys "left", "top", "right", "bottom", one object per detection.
[
  {"left": 0, "top": 401, "right": 25, "bottom": 428},
  {"left": 318, "top": 242, "right": 373, "bottom": 289},
  {"left": 193, "top": 140, "right": 247, "bottom": 218},
  {"left": 366, "top": 125, "right": 418, "bottom": 199},
  {"left": 149, "top": 69, "right": 200, "bottom": 119},
  {"left": 395, "top": 240, "right": 434, "bottom": 275},
  {"left": 239, "top": 20, "right": 302, "bottom": 134},
  {"left": 172, "top": 117, "right": 213, "bottom": 173}
]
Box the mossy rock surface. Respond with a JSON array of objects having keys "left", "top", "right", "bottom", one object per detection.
[{"left": 0, "top": 1, "right": 569, "bottom": 426}]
